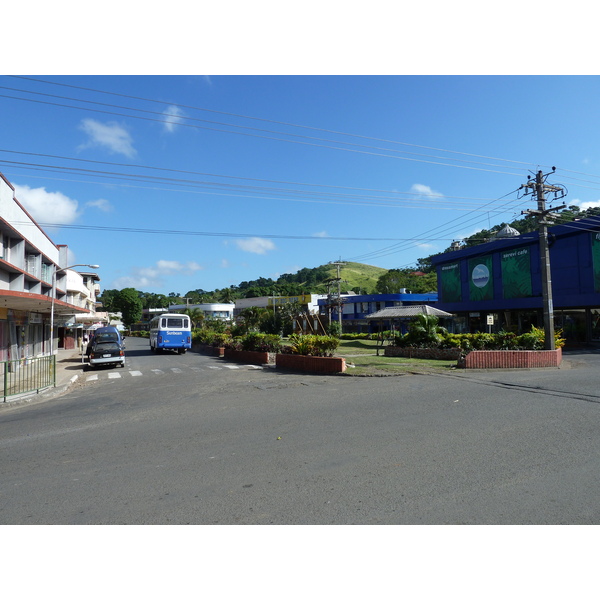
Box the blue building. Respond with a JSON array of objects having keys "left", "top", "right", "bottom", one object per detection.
[
  {"left": 430, "top": 216, "right": 600, "bottom": 344},
  {"left": 318, "top": 291, "right": 439, "bottom": 334}
]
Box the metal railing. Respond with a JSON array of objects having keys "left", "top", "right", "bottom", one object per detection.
[{"left": 1, "top": 355, "right": 56, "bottom": 402}]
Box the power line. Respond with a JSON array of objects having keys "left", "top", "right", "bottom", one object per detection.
[
  {"left": 0, "top": 148, "right": 522, "bottom": 202},
  {"left": 7, "top": 75, "right": 545, "bottom": 171},
  {"left": 23, "top": 221, "right": 458, "bottom": 242}
]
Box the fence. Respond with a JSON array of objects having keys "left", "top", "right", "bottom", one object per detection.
[{"left": 1, "top": 355, "right": 56, "bottom": 402}]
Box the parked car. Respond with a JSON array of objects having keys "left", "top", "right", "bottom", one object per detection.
[{"left": 88, "top": 326, "right": 125, "bottom": 369}]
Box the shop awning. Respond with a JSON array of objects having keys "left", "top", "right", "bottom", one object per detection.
[
  {"left": 74, "top": 313, "right": 109, "bottom": 323},
  {"left": 0, "top": 290, "right": 91, "bottom": 316}
]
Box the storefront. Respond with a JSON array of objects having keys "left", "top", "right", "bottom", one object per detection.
[{"left": 431, "top": 217, "right": 600, "bottom": 344}]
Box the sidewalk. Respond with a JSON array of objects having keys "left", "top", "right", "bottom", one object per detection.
[{"left": 0, "top": 347, "right": 88, "bottom": 409}]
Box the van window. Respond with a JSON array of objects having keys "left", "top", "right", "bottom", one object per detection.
[
  {"left": 95, "top": 332, "right": 118, "bottom": 343},
  {"left": 166, "top": 317, "right": 187, "bottom": 328}
]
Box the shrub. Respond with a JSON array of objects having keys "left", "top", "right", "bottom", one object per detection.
[
  {"left": 288, "top": 334, "right": 340, "bottom": 357},
  {"left": 326, "top": 321, "right": 341, "bottom": 337},
  {"left": 241, "top": 332, "right": 282, "bottom": 353},
  {"left": 192, "top": 329, "right": 230, "bottom": 347}
]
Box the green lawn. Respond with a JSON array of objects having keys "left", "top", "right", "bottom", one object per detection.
[{"left": 336, "top": 338, "right": 457, "bottom": 376}]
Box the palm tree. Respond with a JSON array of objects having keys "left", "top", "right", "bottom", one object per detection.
[
  {"left": 181, "top": 307, "right": 205, "bottom": 329},
  {"left": 239, "top": 306, "right": 268, "bottom": 332},
  {"left": 407, "top": 314, "right": 447, "bottom": 347}
]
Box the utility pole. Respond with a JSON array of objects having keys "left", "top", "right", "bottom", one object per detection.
[
  {"left": 331, "top": 261, "right": 345, "bottom": 333},
  {"left": 520, "top": 168, "right": 566, "bottom": 350}
]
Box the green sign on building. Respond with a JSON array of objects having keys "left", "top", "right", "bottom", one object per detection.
[
  {"left": 468, "top": 255, "right": 493, "bottom": 301},
  {"left": 440, "top": 261, "right": 461, "bottom": 302},
  {"left": 501, "top": 246, "right": 532, "bottom": 299},
  {"left": 592, "top": 232, "right": 600, "bottom": 293}
]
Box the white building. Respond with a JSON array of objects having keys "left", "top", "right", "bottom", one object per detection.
[
  {"left": 0, "top": 172, "right": 101, "bottom": 358},
  {"left": 168, "top": 303, "right": 235, "bottom": 321},
  {"left": 234, "top": 294, "right": 325, "bottom": 316}
]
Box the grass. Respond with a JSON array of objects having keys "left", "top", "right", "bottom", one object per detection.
[{"left": 335, "top": 338, "right": 458, "bottom": 376}]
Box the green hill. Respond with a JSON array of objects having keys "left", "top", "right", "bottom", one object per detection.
[
  {"left": 324, "top": 261, "right": 387, "bottom": 294},
  {"left": 234, "top": 261, "right": 387, "bottom": 297}
]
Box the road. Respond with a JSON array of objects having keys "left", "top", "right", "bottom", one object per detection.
[{"left": 1, "top": 336, "right": 600, "bottom": 524}]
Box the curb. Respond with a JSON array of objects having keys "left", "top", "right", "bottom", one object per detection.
[{"left": 0, "top": 370, "right": 84, "bottom": 410}]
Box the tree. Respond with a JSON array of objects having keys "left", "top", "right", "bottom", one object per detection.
[
  {"left": 98, "top": 289, "right": 120, "bottom": 312},
  {"left": 238, "top": 306, "right": 269, "bottom": 333},
  {"left": 114, "top": 288, "right": 143, "bottom": 328},
  {"left": 181, "top": 307, "right": 205, "bottom": 329},
  {"left": 218, "top": 287, "right": 238, "bottom": 303}
]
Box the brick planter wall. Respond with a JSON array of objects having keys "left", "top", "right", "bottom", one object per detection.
[
  {"left": 463, "top": 348, "right": 562, "bottom": 369},
  {"left": 223, "top": 349, "right": 272, "bottom": 365},
  {"left": 384, "top": 347, "right": 462, "bottom": 360},
  {"left": 192, "top": 343, "right": 225, "bottom": 357},
  {"left": 275, "top": 354, "right": 346, "bottom": 373}
]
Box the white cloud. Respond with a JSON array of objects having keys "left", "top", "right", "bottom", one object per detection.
[
  {"left": 85, "top": 198, "right": 113, "bottom": 212},
  {"left": 13, "top": 184, "right": 79, "bottom": 224},
  {"left": 410, "top": 183, "right": 443, "bottom": 198},
  {"left": 162, "top": 105, "right": 185, "bottom": 132},
  {"left": 111, "top": 260, "right": 203, "bottom": 290},
  {"left": 221, "top": 259, "right": 230, "bottom": 268},
  {"left": 571, "top": 198, "right": 600, "bottom": 211},
  {"left": 312, "top": 231, "right": 329, "bottom": 238},
  {"left": 78, "top": 119, "right": 136, "bottom": 157},
  {"left": 235, "top": 237, "right": 276, "bottom": 254}
]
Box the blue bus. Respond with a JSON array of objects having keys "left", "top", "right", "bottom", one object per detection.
[{"left": 149, "top": 313, "right": 192, "bottom": 354}]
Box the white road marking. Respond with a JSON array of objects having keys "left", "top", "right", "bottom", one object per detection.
[
  {"left": 223, "top": 365, "right": 240, "bottom": 369},
  {"left": 129, "top": 371, "right": 143, "bottom": 376},
  {"left": 86, "top": 374, "right": 99, "bottom": 381},
  {"left": 171, "top": 368, "right": 183, "bottom": 373},
  {"left": 108, "top": 372, "right": 121, "bottom": 379}
]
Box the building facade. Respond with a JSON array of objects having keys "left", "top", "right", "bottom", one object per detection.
[
  {"left": 0, "top": 172, "right": 99, "bottom": 359},
  {"left": 430, "top": 217, "right": 600, "bottom": 344}
]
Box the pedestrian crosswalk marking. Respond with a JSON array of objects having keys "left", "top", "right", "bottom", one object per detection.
[{"left": 83, "top": 363, "right": 265, "bottom": 383}]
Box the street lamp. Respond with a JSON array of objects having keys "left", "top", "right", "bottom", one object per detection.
[{"left": 50, "top": 264, "right": 100, "bottom": 355}]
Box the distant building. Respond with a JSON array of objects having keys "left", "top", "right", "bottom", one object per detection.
[
  {"left": 169, "top": 303, "right": 235, "bottom": 321},
  {"left": 317, "top": 291, "right": 439, "bottom": 334},
  {"left": 234, "top": 294, "right": 325, "bottom": 317}
]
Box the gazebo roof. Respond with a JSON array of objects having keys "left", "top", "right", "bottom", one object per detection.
[{"left": 365, "top": 304, "right": 454, "bottom": 320}]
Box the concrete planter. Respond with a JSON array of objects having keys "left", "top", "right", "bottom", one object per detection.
[
  {"left": 223, "top": 348, "right": 273, "bottom": 365},
  {"left": 275, "top": 353, "right": 346, "bottom": 374},
  {"left": 462, "top": 348, "right": 562, "bottom": 369}
]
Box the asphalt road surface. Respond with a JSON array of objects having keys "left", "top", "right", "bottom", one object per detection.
[{"left": 2, "top": 337, "right": 600, "bottom": 524}]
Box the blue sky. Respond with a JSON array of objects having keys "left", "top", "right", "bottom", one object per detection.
[
  {"left": 3, "top": 74, "right": 600, "bottom": 296},
  {"left": 3, "top": 4, "right": 600, "bottom": 298}
]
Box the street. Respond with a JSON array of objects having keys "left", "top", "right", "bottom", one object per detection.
[{"left": 1, "top": 337, "right": 600, "bottom": 524}]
